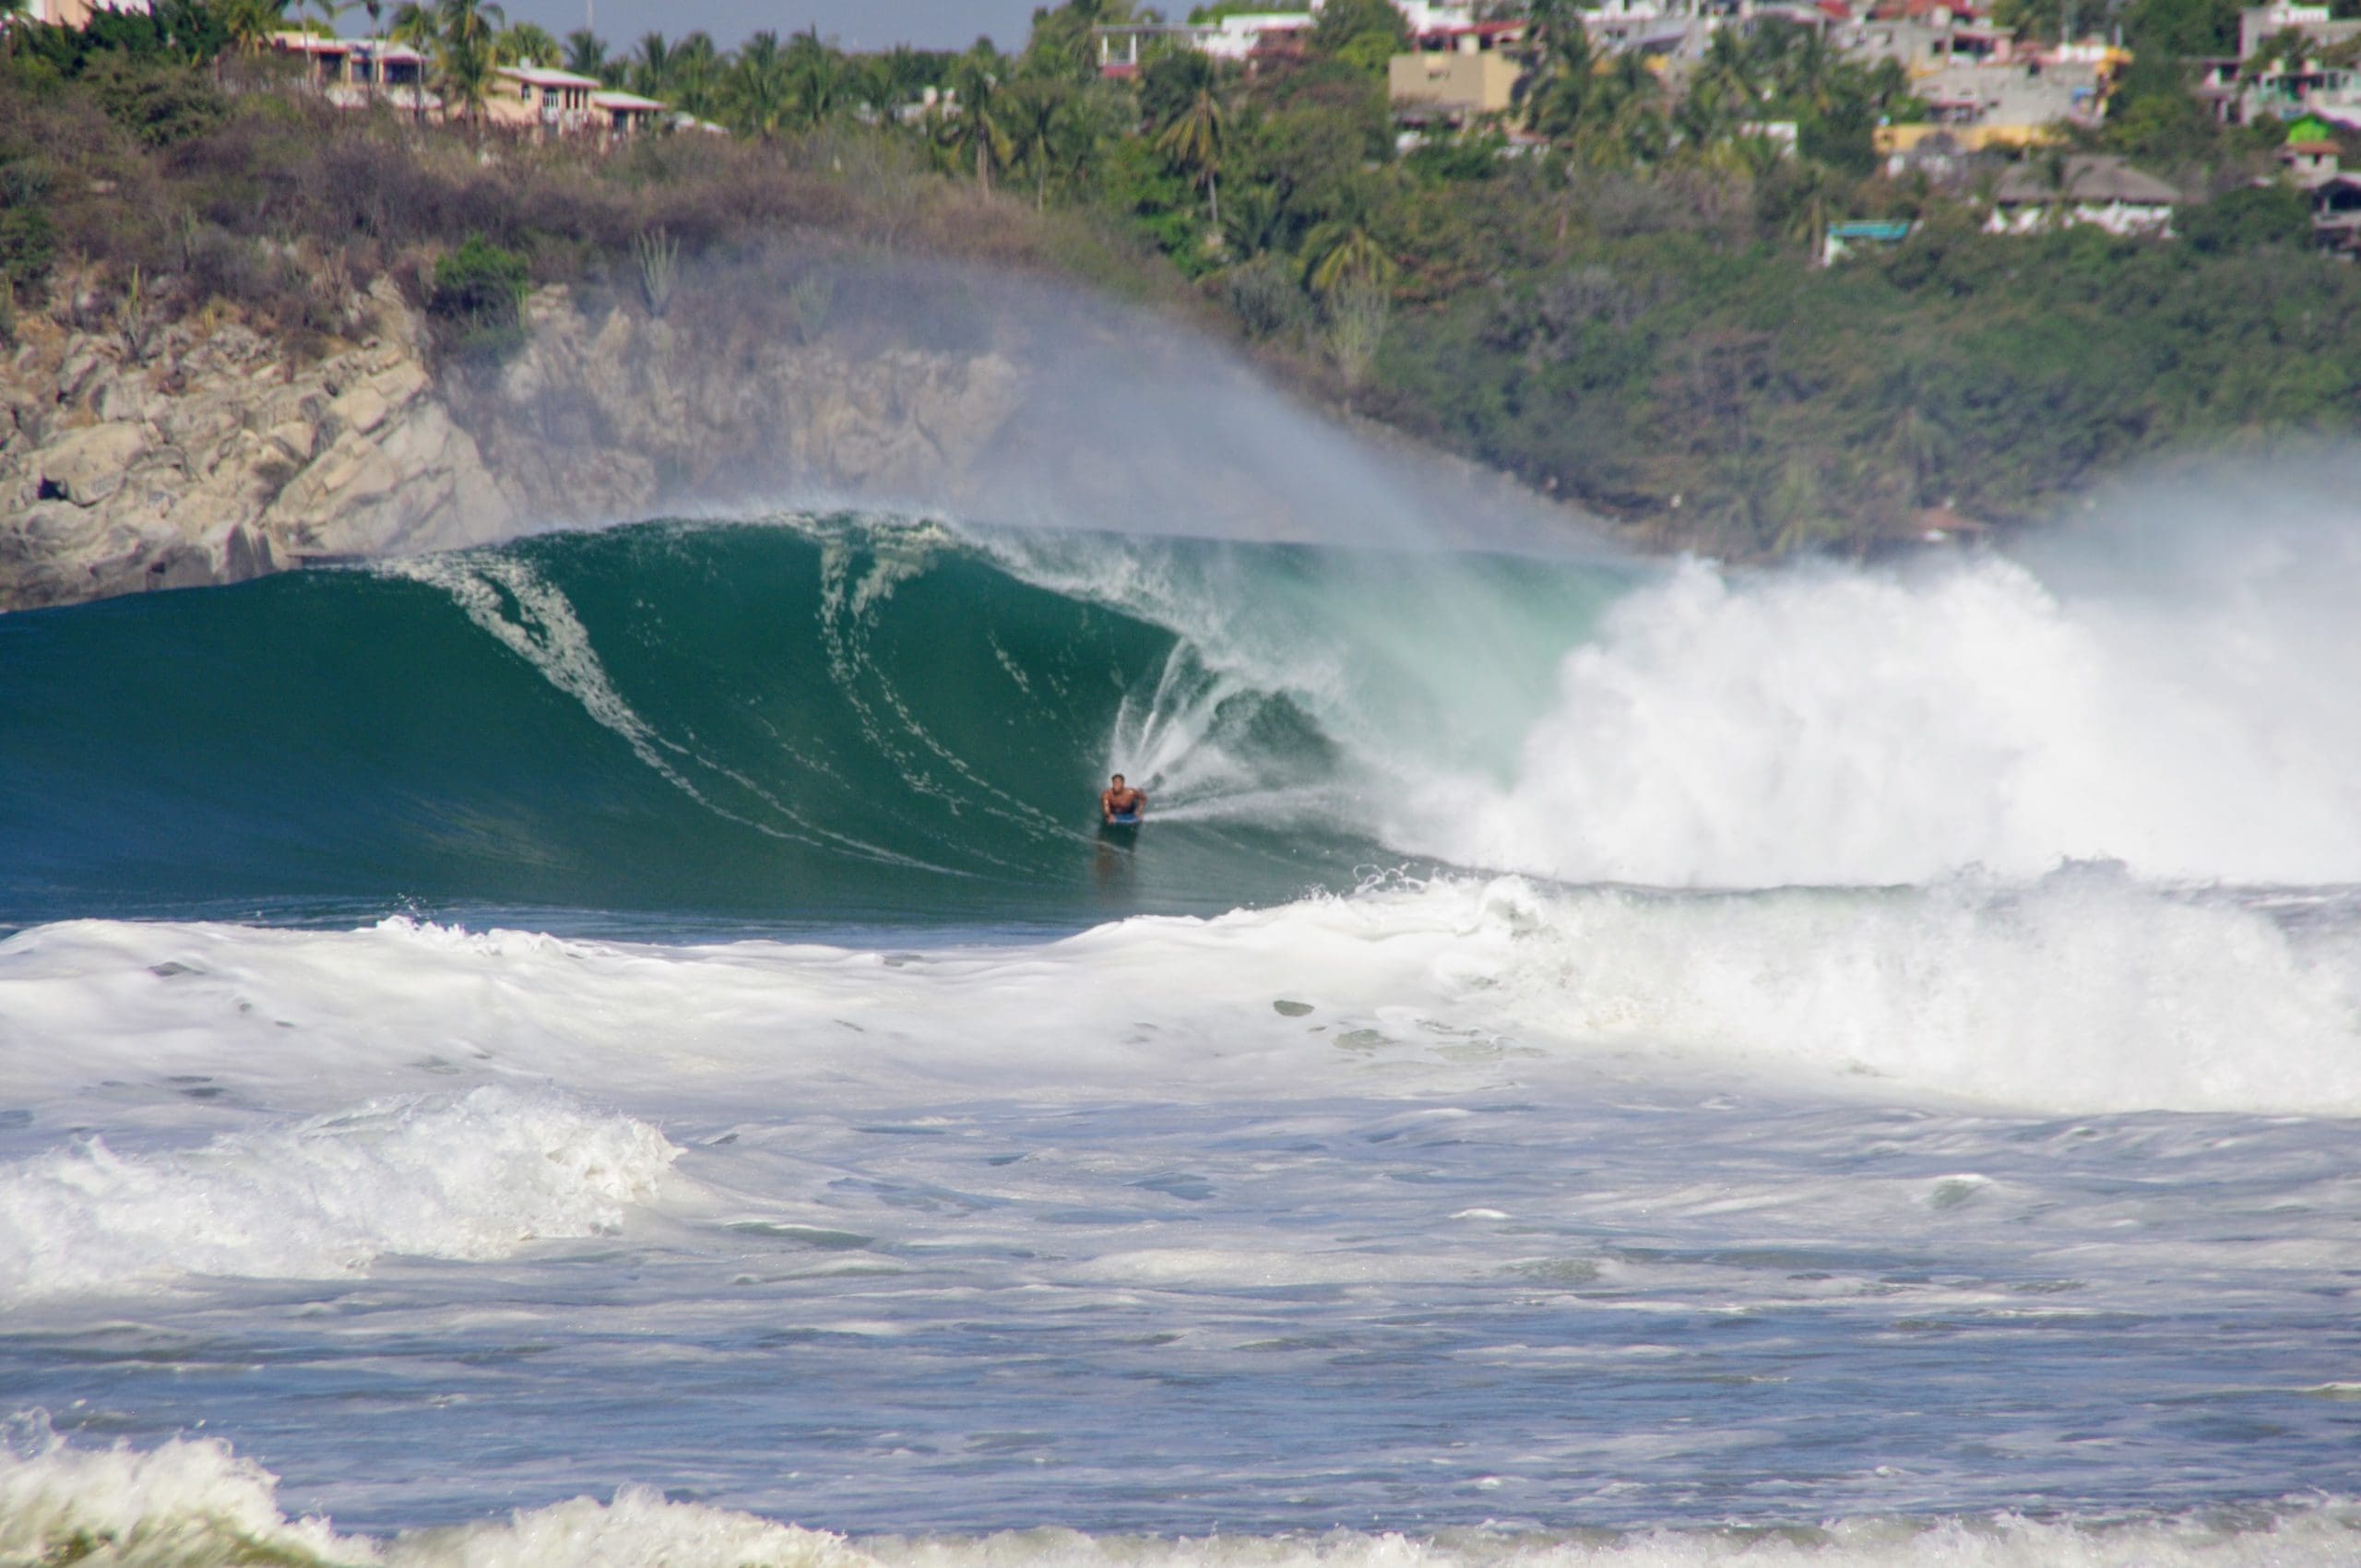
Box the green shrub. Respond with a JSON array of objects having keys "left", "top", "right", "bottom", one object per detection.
[
  {"left": 0, "top": 162, "right": 56, "bottom": 289},
  {"left": 80, "top": 56, "right": 226, "bottom": 148},
  {"left": 2179, "top": 183, "right": 2315, "bottom": 253},
  {"left": 430, "top": 234, "right": 532, "bottom": 357}
]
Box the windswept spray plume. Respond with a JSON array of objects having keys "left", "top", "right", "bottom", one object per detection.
[{"left": 465, "top": 249, "right": 1618, "bottom": 561}]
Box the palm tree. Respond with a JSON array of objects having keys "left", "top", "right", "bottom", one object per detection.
[
  {"left": 436, "top": 0, "right": 500, "bottom": 62},
  {"left": 1003, "top": 77, "right": 1071, "bottom": 209},
  {"left": 1691, "top": 29, "right": 1762, "bottom": 125},
  {"left": 564, "top": 27, "right": 608, "bottom": 79},
  {"left": 1156, "top": 83, "right": 1226, "bottom": 230},
  {"left": 723, "top": 30, "right": 791, "bottom": 137},
  {"left": 785, "top": 25, "right": 843, "bottom": 130},
  {"left": 940, "top": 55, "right": 1014, "bottom": 191},
  {"left": 1517, "top": 7, "right": 1593, "bottom": 141},
  {"left": 1300, "top": 190, "right": 1395, "bottom": 298},
  {"left": 628, "top": 30, "right": 670, "bottom": 99},
  {"left": 1778, "top": 30, "right": 1844, "bottom": 119},
  {"left": 846, "top": 51, "right": 898, "bottom": 120},
  {"left": 1598, "top": 52, "right": 1666, "bottom": 166},
  {"left": 386, "top": 1, "right": 433, "bottom": 48},
  {"left": 496, "top": 20, "right": 557, "bottom": 65},
  {"left": 433, "top": 0, "right": 504, "bottom": 125},
  {"left": 1778, "top": 158, "right": 1835, "bottom": 256},
  {"left": 219, "top": 0, "right": 291, "bottom": 53},
  {"left": 668, "top": 30, "right": 719, "bottom": 116}
]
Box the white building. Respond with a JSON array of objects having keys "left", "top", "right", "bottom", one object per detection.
[{"left": 1095, "top": 0, "right": 1476, "bottom": 76}]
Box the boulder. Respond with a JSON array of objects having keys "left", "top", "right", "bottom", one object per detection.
[{"left": 39, "top": 422, "right": 148, "bottom": 506}]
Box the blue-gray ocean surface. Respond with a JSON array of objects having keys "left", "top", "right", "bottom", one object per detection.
[{"left": 2, "top": 516, "right": 2357, "bottom": 1568}]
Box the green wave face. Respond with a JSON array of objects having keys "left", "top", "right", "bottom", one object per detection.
[{"left": 0, "top": 520, "right": 1451, "bottom": 931}]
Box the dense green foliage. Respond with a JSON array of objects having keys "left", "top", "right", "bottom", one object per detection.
[
  {"left": 3, "top": 0, "right": 2358, "bottom": 553},
  {"left": 428, "top": 232, "right": 528, "bottom": 354}
]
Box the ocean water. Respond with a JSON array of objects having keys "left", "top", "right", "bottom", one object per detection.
[{"left": 3, "top": 514, "right": 2359, "bottom": 1568}]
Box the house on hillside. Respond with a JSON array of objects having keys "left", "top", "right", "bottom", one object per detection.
[
  {"left": 267, "top": 32, "right": 437, "bottom": 113},
  {"left": 15, "top": 0, "right": 148, "bottom": 28},
  {"left": 1865, "top": 33, "right": 2116, "bottom": 155},
  {"left": 2239, "top": 2, "right": 2361, "bottom": 61},
  {"left": 2195, "top": 6, "right": 2361, "bottom": 125},
  {"left": 2275, "top": 129, "right": 2351, "bottom": 186},
  {"left": 2310, "top": 171, "right": 2361, "bottom": 253},
  {"left": 1093, "top": 17, "right": 1311, "bottom": 77},
  {"left": 592, "top": 89, "right": 668, "bottom": 137},
  {"left": 485, "top": 64, "right": 604, "bottom": 135},
  {"left": 2273, "top": 130, "right": 2361, "bottom": 252},
  {"left": 1987, "top": 154, "right": 2183, "bottom": 235},
  {"left": 1093, "top": 1, "right": 1480, "bottom": 77},
  {"left": 1387, "top": 20, "right": 1527, "bottom": 123}
]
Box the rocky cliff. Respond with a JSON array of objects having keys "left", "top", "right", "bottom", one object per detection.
[{"left": 0, "top": 279, "right": 1024, "bottom": 614}]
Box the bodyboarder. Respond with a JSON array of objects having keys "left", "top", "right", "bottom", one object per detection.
[{"left": 1100, "top": 774, "right": 1146, "bottom": 826}]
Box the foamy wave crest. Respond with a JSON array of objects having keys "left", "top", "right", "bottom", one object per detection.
[
  {"left": 0, "top": 1087, "right": 679, "bottom": 1300},
  {"left": 5, "top": 875, "right": 2357, "bottom": 1118},
  {"left": 1406, "top": 544, "right": 2361, "bottom": 886},
  {"left": 1452, "top": 870, "right": 2361, "bottom": 1113},
  {"left": 0, "top": 1422, "right": 861, "bottom": 1568},
  {"left": 3, "top": 1426, "right": 2356, "bottom": 1568},
  {"left": 0, "top": 1420, "right": 362, "bottom": 1568}
]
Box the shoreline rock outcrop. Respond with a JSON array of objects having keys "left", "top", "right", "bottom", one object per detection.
[{"left": 0, "top": 279, "right": 1026, "bottom": 615}]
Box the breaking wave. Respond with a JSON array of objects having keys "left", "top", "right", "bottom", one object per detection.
[
  {"left": 3, "top": 1425, "right": 2355, "bottom": 1568},
  {"left": 0, "top": 1087, "right": 679, "bottom": 1301}
]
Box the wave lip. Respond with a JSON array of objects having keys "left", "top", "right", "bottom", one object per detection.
[{"left": 0, "top": 1087, "right": 679, "bottom": 1301}]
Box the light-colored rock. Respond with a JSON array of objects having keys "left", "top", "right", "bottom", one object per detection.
[
  {"left": 266, "top": 421, "right": 315, "bottom": 462},
  {"left": 2, "top": 279, "right": 1027, "bottom": 612},
  {"left": 327, "top": 384, "right": 391, "bottom": 437},
  {"left": 40, "top": 422, "right": 148, "bottom": 506}
]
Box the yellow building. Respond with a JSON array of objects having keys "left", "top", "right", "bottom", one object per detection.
[{"left": 1876, "top": 122, "right": 2064, "bottom": 154}]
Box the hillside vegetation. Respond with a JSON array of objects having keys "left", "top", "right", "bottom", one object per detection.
[{"left": 3, "top": 0, "right": 2358, "bottom": 555}]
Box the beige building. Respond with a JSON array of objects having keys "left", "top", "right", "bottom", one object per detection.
[
  {"left": 1389, "top": 22, "right": 1526, "bottom": 119},
  {"left": 483, "top": 65, "right": 605, "bottom": 134},
  {"left": 21, "top": 0, "right": 148, "bottom": 27}
]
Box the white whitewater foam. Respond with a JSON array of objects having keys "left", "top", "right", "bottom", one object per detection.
[
  {"left": 0, "top": 1087, "right": 679, "bottom": 1300},
  {"left": 0, "top": 1420, "right": 362, "bottom": 1568},
  {"left": 2, "top": 1426, "right": 2355, "bottom": 1568},
  {"left": 3, "top": 872, "right": 2357, "bottom": 1117},
  {"left": 1408, "top": 552, "right": 2361, "bottom": 886}
]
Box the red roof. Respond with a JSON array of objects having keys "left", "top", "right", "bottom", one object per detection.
[{"left": 1413, "top": 19, "right": 1525, "bottom": 40}]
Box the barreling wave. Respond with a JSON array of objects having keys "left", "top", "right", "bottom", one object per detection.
[
  {"left": 0, "top": 517, "right": 1415, "bottom": 929},
  {"left": 5, "top": 1423, "right": 2356, "bottom": 1568},
  {"left": 6, "top": 505, "right": 2361, "bottom": 931}
]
